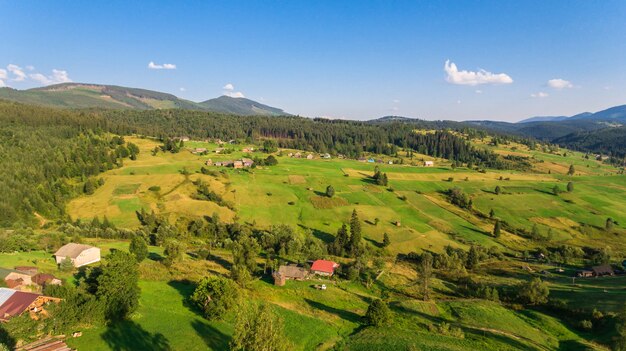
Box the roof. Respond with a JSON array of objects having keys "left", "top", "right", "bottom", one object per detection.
[
  {"left": 0, "top": 288, "right": 16, "bottom": 306},
  {"left": 311, "top": 260, "right": 339, "bottom": 274},
  {"left": 33, "top": 273, "right": 57, "bottom": 286},
  {"left": 17, "top": 338, "right": 72, "bottom": 351},
  {"left": 0, "top": 289, "right": 40, "bottom": 319},
  {"left": 54, "top": 243, "right": 96, "bottom": 258},
  {"left": 592, "top": 265, "right": 613, "bottom": 275},
  {"left": 277, "top": 265, "right": 308, "bottom": 279}
]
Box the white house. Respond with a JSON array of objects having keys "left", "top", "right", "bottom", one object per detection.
[
  {"left": 54, "top": 243, "right": 101, "bottom": 267},
  {"left": 424, "top": 161, "right": 434, "bottom": 167}
]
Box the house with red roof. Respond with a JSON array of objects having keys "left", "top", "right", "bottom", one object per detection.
[{"left": 310, "top": 260, "right": 339, "bottom": 277}]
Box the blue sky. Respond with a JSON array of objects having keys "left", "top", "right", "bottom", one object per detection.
[{"left": 1, "top": 1, "right": 625, "bottom": 121}]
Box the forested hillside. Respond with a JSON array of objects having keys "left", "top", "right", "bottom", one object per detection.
[{"left": 0, "top": 102, "right": 137, "bottom": 226}]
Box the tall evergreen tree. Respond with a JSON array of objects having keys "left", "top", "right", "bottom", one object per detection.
[
  {"left": 493, "top": 220, "right": 501, "bottom": 238},
  {"left": 348, "top": 210, "right": 362, "bottom": 256}
]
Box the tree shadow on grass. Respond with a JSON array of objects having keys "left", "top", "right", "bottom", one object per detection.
[
  {"left": 363, "top": 237, "right": 382, "bottom": 248},
  {"left": 298, "top": 224, "right": 334, "bottom": 243},
  {"left": 460, "top": 225, "right": 489, "bottom": 236},
  {"left": 101, "top": 320, "right": 171, "bottom": 351},
  {"left": 304, "top": 298, "right": 362, "bottom": 324},
  {"left": 206, "top": 252, "right": 232, "bottom": 271},
  {"left": 167, "top": 279, "right": 198, "bottom": 312},
  {"left": 191, "top": 319, "right": 230, "bottom": 350},
  {"left": 149, "top": 252, "right": 164, "bottom": 261}
]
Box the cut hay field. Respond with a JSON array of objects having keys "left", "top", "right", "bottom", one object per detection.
[{"left": 67, "top": 136, "right": 626, "bottom": 255}]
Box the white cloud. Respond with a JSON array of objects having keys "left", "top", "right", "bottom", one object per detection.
[
  {"left": 26, "top": 65, "right": 35, "bottom": 71},
  {"left": 392, "top": 99, "right": 400, "bottom": 103},
  {"left": 457, "top": 100, "right": 462, "bottom": 104},
  {"left": 29, "top": 69, "right": 72, "bottom": 85},
  {"left": 444, "top": 60, "right": 513, "bottom": 86},
  {"left": 531, "top": 92, "right": 549, "bottom": 98},
  {"left": 547, "top": 78, "right": 573, "bottom": 89},
  {"left": 0, "top": 69, "right": 6, "bottom": 87},
  {"left": 148, "top": 61, "right": 177, "bottom": 70},
  {"left": 179, "top": 87, "right": 186, "bottom": 92},
  {"left": 475, "top": 90, "right": 483, "bottom": 94},
  {"left": 7, "top": 64, "right": 26, "bottom": 81},
  {"left": 222, "top": 83, "right": 244, "bottom": 98}
]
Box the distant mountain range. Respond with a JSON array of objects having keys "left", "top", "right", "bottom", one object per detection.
[{"left": 0, "top": 83, "right": 289, "bottom": 116}]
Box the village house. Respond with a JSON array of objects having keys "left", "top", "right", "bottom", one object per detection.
[
  {"left": 424, "top": 161, "right": 434, "bottom": 167},
  {"left": 233, "top": 160, "right": 244, "bottom": 169},
  {"left": 242, "top": 147, "right": 254, "bottom": 153},
  {"left": 242, "top": 158, "right": 254, "bottom": 167},
  {"left": 205, "top": 159, "right": 213, "bottom": 166},
  {"left": 306, "top": 154, "right": 314, "bottom": 160},
  {"left": 357, "top": 157, "right": 367, "bottom": 162},
  {"left": 214, "top": 147, "right": 225, "bottom": 154},
  {"left": 14, "top": 266, "right": 38, "bottom": 276},
  {"left": 54, "top": 243, "right": 101, "bottom": 268},
  {"left": 273, "top": 265, "right": 309, "bottom": 286},
  {"left": 0, "top": 268, "right": 33, "bottom": 289},
  {"left": 32, "top": 273, "right": 62, "bottom": 287},
  {"left": 310, "top": 260, "right": 340, "bottom": 277},
  {"left": 288, "top": 152, "right": 294, "bottom": 157},
  {"left": 178, "top": 136, "right": 190, "bottom": 142},
  {"left": 592, "top": 265, "right": 614, "bottom": 277},
  {"left": 0, "top": 288, "right": 60, "bottom": 322},
  {"left": 322, "top": 153, "right": 331, "bottom": 159},
  {"left": 367, "top": 158, "right": 375, "bottom": 163},
  {"left": 191, "top": 147, "right": 207, "bottom": 154},
  {"left": 577, "top": 270, "right": 594, "bottom": 278},
  {"left": 293, "top": 152, "right": 302, "bottom": 158}
]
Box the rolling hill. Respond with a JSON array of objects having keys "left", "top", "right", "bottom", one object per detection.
[
  {"left": 0, "top": 83, "right": 288, "bottom": 115},
  {"left": 199, "top": 95, "right": 289, "bottom": 116}
]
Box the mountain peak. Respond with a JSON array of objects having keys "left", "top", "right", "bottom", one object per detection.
[{"left": 0, "top": 83, "right": 288, "bottom": 115}]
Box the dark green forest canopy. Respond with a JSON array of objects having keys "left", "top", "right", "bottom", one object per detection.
[{"left": 0, "top": 100, "right": 520, "bottom": 225}]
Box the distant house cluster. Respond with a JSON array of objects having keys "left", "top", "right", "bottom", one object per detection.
[
  {"left": 190, "top": 147, "right": 208, "bottom": 154},
  {"left": 577, "top": 265, "right": 616, "bottom": 278},
  {"left": 358, "top": 157, "right": 393, "bottom": 164},
  {"left": 54, "top": 243, "right": 101, "bottom": 268},
  {"left": 210, "top": 158, "right": 254, "bottom": 168},
  {"left": 0, "top": 267, "right": 61, "bottom": 291},
  {"left": 273, "top": 259, "right": 339, "bottom": 286},
  {"left": 0, "top": 287, "right": 60, "bottom": 321},
  {"left": 288, "top": 152, "right": 315, "bottom": 159}
]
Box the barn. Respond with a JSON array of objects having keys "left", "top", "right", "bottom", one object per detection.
[{"left": 54, "top": 243, "right": 101, "bottom": 268}]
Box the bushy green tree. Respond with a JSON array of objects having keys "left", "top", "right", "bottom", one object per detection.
[
  {"left": 567, "top": 181, "right": 574, "bottom": 192},
  {"left": 518, "top": 278, "right": 549, "bottom": 305},
  {"left": 325, "top": 185, "right": 335, "bottom": 198},
  {"left": 191, "top": 276, "right": 239, "bottom": 320},
  {"left": 568, "top": 164, "right": 575, "bottom": 176},
  {"left": 230, "top": 303, "right": 289, "bottom": 351},
  {"left": 364, "top": 299, "right": 391, "bottom": 327},
  {"left": 59, "top": 257, "right": 74, "bottom": 272},
  {"left": 96, "top": 251, "right": 140, "bottom": 321},
  {"left": 163, "top": 239, "right": 185, "bottom": 266},
  {"left": 129, "top": 234, "right": 149, "bottom": 262}
]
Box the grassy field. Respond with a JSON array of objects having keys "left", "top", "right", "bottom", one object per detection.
[{"left": 67, "top": 136, "right": 626, "bottom": 256}]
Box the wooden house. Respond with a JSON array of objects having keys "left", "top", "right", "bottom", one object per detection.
[{"left": 310, "top": 260, "right": 339, "bottom": 277}]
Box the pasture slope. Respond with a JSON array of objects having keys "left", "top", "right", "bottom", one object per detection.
[{"left": 54, "top": 135, "right": 626, "bottom": 350}]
